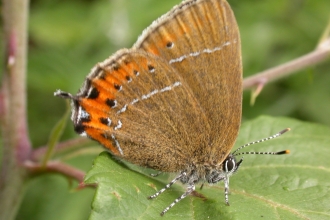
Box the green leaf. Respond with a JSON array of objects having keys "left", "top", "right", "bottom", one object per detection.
[{"left": 84, "top": 116, "right": 330, "bottom": 219}]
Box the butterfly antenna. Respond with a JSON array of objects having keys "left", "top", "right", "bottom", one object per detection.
[{"left": 232, "top": 128, "right": 291, "bottom": 156}]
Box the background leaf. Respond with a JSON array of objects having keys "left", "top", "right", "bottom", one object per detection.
[{"left": 85, "top": 116, "right": 330, "bottom": 220}]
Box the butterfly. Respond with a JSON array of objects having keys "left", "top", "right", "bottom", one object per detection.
[{"left": 55, "top": 0, "right": 289, "bottom": 215}]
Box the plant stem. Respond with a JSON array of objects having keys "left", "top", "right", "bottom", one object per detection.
[
  {"left": 24, "top": 161, "right": 86, "bottom": 183},
  {"left": 0, "top": 0, "right": 31, "bottom": 219},
  {"left": 31, "top": 137, "right": 92, "bottom": 161},
  {"left": 243, "top": 38, "right": 330, "bottom": 90}
]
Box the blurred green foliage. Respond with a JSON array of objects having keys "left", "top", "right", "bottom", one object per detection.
[{"left": 0, "top": 0, "right": 328, "bottom": 219}]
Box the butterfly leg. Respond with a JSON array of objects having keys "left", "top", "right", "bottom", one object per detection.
[
  {"left": 224, "top": 175, "right": 230, "bottom": 205},
  {"left": 160, "top": 182, "right": 195, "bottom": 216},
  {"left": 148, "top": 172, "right": 186, "bottom": 200}
]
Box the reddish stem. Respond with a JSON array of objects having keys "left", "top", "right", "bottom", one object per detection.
[
  {"left": 243, "top": 38, "right": 330, "bottom": 90},
  {"left": 24, "top": 160, "right": 86, "bottom": 183}
]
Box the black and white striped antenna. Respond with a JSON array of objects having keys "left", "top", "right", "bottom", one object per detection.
[{"left": 233, "top": 128, "right": 291, "bottom": 156}]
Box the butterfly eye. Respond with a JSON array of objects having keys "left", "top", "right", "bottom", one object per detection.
[{"left": 224, "top": 156, "right": 236, "bottom": 173}]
